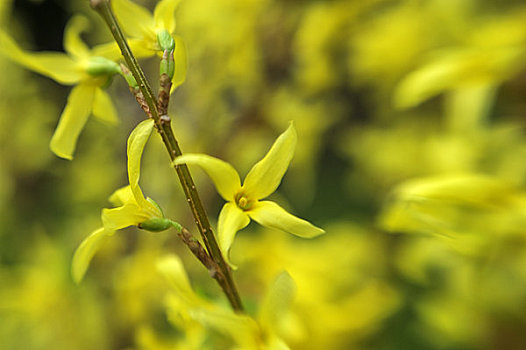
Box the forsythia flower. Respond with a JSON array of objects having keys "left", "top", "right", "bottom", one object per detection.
[
  {"left": 72, "top": 119, "right": 180, "bottom": 283},
  {"left": 113, "top": 0, "right": 187, "bottom": 88},
  {"left": 172, "top": 122, "right": 325, "bottom": 266},
  {"left": 158, "top": 255, "right": 296, "bottom": 350},
  {"left": 0, "top": 16, "right": 123, "bottom": 159}
]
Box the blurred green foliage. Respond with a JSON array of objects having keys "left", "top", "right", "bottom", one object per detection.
[{"left": 2, "top": 0, "right": 526, "bottom": 349}]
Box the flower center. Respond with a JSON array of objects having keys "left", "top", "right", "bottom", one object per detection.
[{"left": 235, "top": 192, "right": 253, "bottom": 211}]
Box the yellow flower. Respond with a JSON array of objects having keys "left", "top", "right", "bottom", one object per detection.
[
  {"left": 0, "top": 16, "right": 123, "bottom": 159},
  {"left": 158, "top": 255, "right": 296, "bottom": 350},
  {"left": 72, "top": 119, "right": 179, "bottom": 283},
  {"left": 113, "top": 0, "right": 187, "bottom": 88},
  {"left": 172, "top": 122, "right": 325, "bottom": 266}
]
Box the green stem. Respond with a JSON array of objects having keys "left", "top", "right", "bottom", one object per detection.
[{"left": 90, "top": 0, "right": 243, "bottom": 312}]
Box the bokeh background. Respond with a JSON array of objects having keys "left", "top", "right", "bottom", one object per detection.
[{"left": 2, "top": 0, "right": 526, "bottom": 349}]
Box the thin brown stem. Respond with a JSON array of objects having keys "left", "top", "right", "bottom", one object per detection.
[{"left": 91, "top": 0, "right": 243, "bottom": 312}]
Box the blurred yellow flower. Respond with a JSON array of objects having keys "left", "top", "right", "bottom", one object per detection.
[
  {"left": 173, "top": 122, "right": 325, "bottom": 266},
  {"left": 0, "top": 16, "right": 122, "bottom": 159},
  {"left": 393, "top": 9, "right": 526, "bottom": 109},
  {"left": 158, "top": 255, "right": 295, "bottom": 350},
  {"left": 113, "top": 0, "right": 187, "bottom": 88},
  {"left": 72, "top": 119, "right": 179, "bottom": 283}
]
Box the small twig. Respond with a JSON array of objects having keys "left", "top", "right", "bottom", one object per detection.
[
  {"left": 178, "top": 228, "right": 216, "bottom": 275},
  {"left": 158, "top": 64, "right": 172, "bottom": 117},
  {"left": 91, "top": 0, "right": 243, "bottom": 312}
]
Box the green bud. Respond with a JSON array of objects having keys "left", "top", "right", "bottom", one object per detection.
[
  {"left": 160, "top": 50, "right": 175, "bottom": 80},
  {"left": 120, "top": 63, "right": 138, "bottom": 88},
  {"left": 138, "top": 217, "right": 181, "bottom": 232},
  {"left": 157, "top": 30, "right": 175, "bottom": 52},
  {"left": 86, "top": 56, "right": 121, "bottom": 77},
  {"left": 123, "top": 72, "right": 138, "bottom": 88}
]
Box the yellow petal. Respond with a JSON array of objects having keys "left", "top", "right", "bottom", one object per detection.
[
  {"left": 158, "top": 255, "right": 259, "bottom": 347},
  {"left": 0, "top": 29, "right": 81, "bottom": 85},
  {"left": 127, "top": 119, "right": 155, "bottom": 207},
  {"left": 248, "top": 201, "right": 325, "bottom": 238},
  {"left": 108, "top": 185, "right": 136, "bottom": 206},
  {"left": 189, "top": 308, "right": 259, "bottom": 349},
  {"left": 259, "top": 271, "right": 296, "bottom": 332},
  {"left": 91, "top": 41, "right": 122, "bottom": 61},
  {"left": 102, "top": 203, "right": 149, "bottom": 231},
  {"left": 63, "top": 16, "right": 90, "bottom": 59},
  {"left": 71, "top": 227, "right": 113, "bottom": 283},
  {"left": 157, "top": 255, "right": 202, "bottom": 306},
  {"left": 50, "top": 83, "right": 96, "bottom": 160},
  {"left": 112, "top": 0, "right": 155, "bottom": 39},
  {"left": 243, "top": 122, "right": 297, "bottom": 200},
  {"left": 392, "top": 48, "right": 522, "bottom": 109},
  {"left": 172, "top": 154, "right": 241, "bottom": 201},
  {"left": 153, "top": 0, "right": 181, "bottom": 33},
  {"left": 92, "top": 38, "right": 156, "bottom": 60},
  {"left": 172, "top": 35, "right": 187, "bottom": 89},
  {"left": 218, "top": 202, "right": 250, "bottom": 267},
  {"left": 92, "top": 88, "right": 118, "bottom": 124}
]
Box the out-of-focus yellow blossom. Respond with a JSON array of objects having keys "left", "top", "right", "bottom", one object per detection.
[
  {"left": 394, "top": 8, "right": 526, "bottom": 109},
  {"left": 348, "top": 2, "right": 441, "bottom": 91},
  {"left": 113, "top": 0, "right": 187, "bottom": 88},
  {"left": 173, "top": 122, "right": 324, "bottom": 265},
  {"left": 158, "top": 255, "right": 295, "bottom": 350},
  {"left": 379, "top": 173, "right": 526, "bottom": 255},
  {"left": 0, "top": 16, "right": 122, "bottom": 159},
  {"left": 233, "top": 222, "right": 400, "bottom": 350},
  {"left": 393, "top": 232, "right": 526, "bottom": 349},
  {"left": 72, "top": 119, "right": 179, "bottom": 283},
  {"left": 0, "top": 234, "right": 109, "bottom": 350}
]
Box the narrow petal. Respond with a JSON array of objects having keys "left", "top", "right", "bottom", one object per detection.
[
  {"left": 173, "top": 154, "right": 241, "bottom": 201},
  {"left": 63, "top": 16, "right": 90, "bottom": 59},
  {"left": 71, "top": 227, "right": 113, "bottom": 283},
  {"left": 172, "top": 35, "right": 187, "bottom": 90},
  {"left": 91, "top": 42, "right": 122, "bottom": 61},
  {"left": 218, "top": 203, "right": 250, "bottom": 267},
  {"left": 112, "top": 0, "right": 155, "bottom": 39},
  {"left": 157, "top": 255, "right": 202, "bottom": 306},
  {"left": 0, "top": 29, "right": 81, "bottom": 84},
  {"left": 259, "top": 271, "right": 296, "bottom": 332},
  {"left": 50, "top": 83, "right": 96, "bottom": 160},
  {"left": 127, "top": 119, "right": 155, "bottom": 207},
  {"left": 190, "top": 308, "right": 259, "bottom": 349},
  {"left": 158, "top": 254, "right": 259, "bottom": 348},
  {"left": 108, "top": 185, "right": 135, "bottom": 207},
  {"left": 153, "top": 0, "right": 181, "bottom": 33},
  {"left": 248, "top": 201, "right": 325, "bottom": 238},
  {"left": 102, "top": 204, "right": 149, "bottom": 231},
  {"left": 92, "top": 88, "right": 118, "bottom": 124},
  {"left": 92, "top": 39, "right": 154, "bottom": 60},
  {"left": 243, "top": 122, "right": 297, "bottom": 200}
]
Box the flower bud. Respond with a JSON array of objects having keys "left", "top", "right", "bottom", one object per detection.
[
  {"left": 157, "top": 30, "right": 175, "bottom": 52},
  {"left": 86, "top": 56, "right": 121, "bottom": 77},
  {"left": 120, "top": 63, "right": 139, "bottom": 88},
  {"left": 139, "top": 217, "right": 180, "bottom": 232}
]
